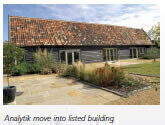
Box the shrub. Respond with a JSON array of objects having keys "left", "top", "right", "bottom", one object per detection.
[
  {"left": 40, "top": 68, "right": 52, "bottom": 74},
  {"left": 62, "top": 65, "right": 78, "bottom": 77},
  {"left": 11, "top": 63, "right": 29, "bottom": 76},
  {"left": 121, "top": 77, "right": 141, "bottom": 87},
  {"left": 62, "top": 63, "right": 144, "bottom": 89},
  {"left": 95, "top": 65, "right": 125, "bottom": 87},
  {"left": 62, "top": 63, "right": 126, "bottom": 88},
  {"left": 33, "top": 51, "right": 56, "bottom": 74},
  {"left": 29, "top": 63, "right": 42, "bottom": 73},
  {"left": 86, "top": 70, "right": 100, "bottom": 85},
  {"left": 52, "top": 63, "right": 66, "bottom": 74}
]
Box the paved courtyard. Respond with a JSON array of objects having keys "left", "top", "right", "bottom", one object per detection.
[
  {"left": 3, "top": 59, "right": 159, "bottom": 105},
  {"left": 3, "top": 74, "right": 120, "bottom": 105}
]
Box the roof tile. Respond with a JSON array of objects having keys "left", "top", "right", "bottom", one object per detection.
[{"left": 9, "top": 16, "right": 153, "bottom": 46}]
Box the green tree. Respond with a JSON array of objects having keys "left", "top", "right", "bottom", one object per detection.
[
  {"left": 150, "top": 47, "right": 160, "bottom": 62},
  {"left": 148, "top": 23, "right": 160, "bottom": 47},
  {"left": 3, "top": 41, "right": 25, "bottom": 86}
]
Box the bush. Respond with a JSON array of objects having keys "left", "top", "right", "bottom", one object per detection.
[
  {"left": 52, "top": 63, "right": 66, "bottom": 74},
  {"left": 11, "top": 63, "right": 29, "bottom": 76},
  {"left": 86, "top": 70, "right": 100, "bottom": 85},
  {"left": 95, "top": 65, "right": 125, "bottom": 87},
  {"left": 11, "top": 62, "right": 43, "bottom": 76},
  {"left": 33, "top": 51, "right": 56, "bottom": 74},
  {"left": 8, "top": 50, "right": 65, "bottom": 75},
  {"left": 29, "top": 63, "right": 42, "bottom": 73},
  {"left": 121, "top": 77, "right": 141, "bottom": 87},
  {"left": 62, "top": 65, "right": 78, "bottom": 77},
  {"left": 62, "top": 63, "right": 126, "bottom": 88},
  {"left": 40, "top": 68, "right": 52, "bottom": 74}
]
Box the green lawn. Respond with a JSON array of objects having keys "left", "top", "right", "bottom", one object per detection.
[{"left": 123, "top": 61, "right": 160, "bottom": 76}]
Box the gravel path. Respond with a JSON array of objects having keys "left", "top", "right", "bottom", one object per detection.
[{"left": 105, "top": 88, "right": 160, "bottom": 105}]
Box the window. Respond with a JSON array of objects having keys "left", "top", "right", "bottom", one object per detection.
[
  {"left": 138, "top": 47, "right": 145, "bottom": 57},
  {"left": 130, "top": 48, "right": 138, "bottom": 58},
  {"left": 60, "top": 50, "right": 80, "bottom": 65},
  {"left": 103, "top": 49, "right": 106, "bottom": 61},
  {"left": 74, "top": 51, "right": 80, "bottom": 63},
  {"left": 130, "top": 49, "right": 133, "bottom": 58},
  {"left": 67, "top": 52, "right": 73, "bottom": 65},
  {"left": 103, "top": 48, "right": 118, "bottom": 61},
  {"left": 60, "top": 51, "right": 66, "bottom": 64},
  {"left": 114, "top": 49, "right": 118, "bottom": 60}
]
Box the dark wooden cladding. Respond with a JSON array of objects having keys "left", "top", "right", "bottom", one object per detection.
[
  {"left": 118, "top": 47, "right": 130, "bottom": 59},
  {"left": 22, "top": 45, "right": 151, "bottom": 64},
  {"left": 80, "top": 48, "right": 103, "bottom": 63}
]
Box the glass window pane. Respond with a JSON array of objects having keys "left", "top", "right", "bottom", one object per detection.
[
  {"left": 114, "top": 49, "right": 117, "bottom": 60},
  {"left": 133, "top": 49, "right": 137, "bottom": 58},
  {"left": 60, "top": 51, "right": 66, "bottom": 64},
  {"left": 107, "top": 49, "right": 110, "bottom": 61},
  {"left": 74, "top": 51, "right": 80, "bottom": 63},
  {"left": 103, "top": 49, "right": 106, "bottom": 61},
  {"left": 130, "top": 49, "right": 132, "bottom": 58},
  {"left": 67, "top": 52, "right": 72, "bottom": 65},
  {"left": 110, "top": 49, "right": 113, "bottom": 61}
]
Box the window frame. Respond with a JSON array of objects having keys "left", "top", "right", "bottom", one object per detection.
[
  {"left": 103, "top": 48, "right": 118, "bottom": 61},
  {"left": 59, "top": 49, "right": 80, "bottom": 65}
]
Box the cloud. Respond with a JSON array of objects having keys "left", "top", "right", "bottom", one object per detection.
[
  {"left": 11, "top": 4, "right": 160, "bottom": 32},
  {"left": 40, "top": 4, "right": 159, "bottom": 31}
]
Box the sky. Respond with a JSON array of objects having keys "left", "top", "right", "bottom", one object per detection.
[{"left": 3, "top": 4, "right": 160, "bottom": 41}]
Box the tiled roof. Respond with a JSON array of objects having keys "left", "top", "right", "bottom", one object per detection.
[{"left": 9, "top": 16, "right": 153, "bottom": 46}]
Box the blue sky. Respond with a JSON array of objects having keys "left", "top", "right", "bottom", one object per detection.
[{"left": 3, "top": 4, "right": 160, "bottom": 41}]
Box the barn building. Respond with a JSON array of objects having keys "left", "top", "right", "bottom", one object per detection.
[{"left": 9, "top": 16, "right": 153, "bottom": 64}]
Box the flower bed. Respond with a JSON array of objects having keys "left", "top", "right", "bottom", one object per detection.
[{"left": 62, "top": 63, "right": 151, "bottom": 97}]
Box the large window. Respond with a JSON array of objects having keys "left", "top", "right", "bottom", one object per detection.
[
  {"left": 60, "top": 51, "right": 66, "bottom": 64},
  {"left": 74, "top": 51, "right": 80, "bottom": 63},
  {"left": 103, "top": 48, "right": 118, "bottom": 61},
  {"left": 130, "top": 48, "right": 138, "bottom": 58},
  {"left": 67, "top": 52, "right": 73, "bottom": 65},
  {"left": 59, "top": 50, "right": 80, "bottom": 65},
  {"left": 138, "top": 47, "right": 146, "bottom": 57}
]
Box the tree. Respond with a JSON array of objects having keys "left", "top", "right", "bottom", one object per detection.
[
  {"left": 3, "top": 41, "right": 25, "bottom": 86},
  {"left": 148, "top": 22, "right": 160, "bottom": 47},
  {"left": 150, "top": 47, "right": 160, "bottom": 62}
]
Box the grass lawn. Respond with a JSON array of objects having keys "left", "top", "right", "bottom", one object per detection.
[{"left": 123, "top": 61, "right": 160, "bottom": 76}]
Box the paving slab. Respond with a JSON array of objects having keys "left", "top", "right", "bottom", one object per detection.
[{"left": 3, "top": 74, "right": 120, "bottom": 105}]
